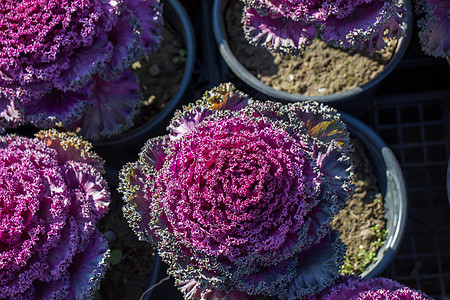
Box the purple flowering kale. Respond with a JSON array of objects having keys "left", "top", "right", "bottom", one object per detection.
[
  {"left": 0, "top": 0, "right": 163, "bottom": 139},
  {"left": 119, "top": 83, "right": 354, "bottom": 299},
  {"left": 0, "top": 129, "right": 110, "bottom": 299},
  {"left": 310, "top": 276, "right": 432, "bottom": 299},
  {"left": 242, "top": 0, "right": 407, "bottom": 55},
  {"left": 416, "top": 0, "right": 450, "bottom": 59}
]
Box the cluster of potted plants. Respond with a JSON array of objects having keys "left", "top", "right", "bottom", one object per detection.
[{"left": 0, "top": 0, "right": 447, "bottom": 298}]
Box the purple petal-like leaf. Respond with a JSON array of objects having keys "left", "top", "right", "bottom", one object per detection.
[
  {"left": 168, "top": 106, "right": 213, "bottom": 140},
  {"left": 321, "top": 0, "right": 405, "bottom": 52},
  {"left": 139, "top": 136, "right": 169, "bottom": 170},
  {"left": 103, "top": 7, "right": 143, "bottom": 80},
  {"left": 235, "top": 258, "right": 297, "bottom": 296},
  {"left": 177, "top": 279, "right": 257, "bottom": 300},
  {"left": 67, "top": 231, "right": 110, "bottom": 299},
  {"left": 63, "top": 160, "right": 111, "bottom": 247},
  {"left": 417, "top": 0, "right": 450, "bottom": 58},
  {"left": 24, "top": 83, "right": 92, "bottom": 129},
  {"left": 124, "top": 0, "right": 163, "bottom": 54},
  {"left": 284, "top": 231, "right": 345, "bottom": 299},
  {"left": 315, "top": 142, "right": 353, "bottom": 208},
  {"left": 243, "top": 7, "right": 316, "bottom": 55},
  {"left": 119, "top": 161, "right": 157, "bottom": 242},
  {"left": 72, "top": 70, "right": 141, "bottom": 140},
  {"left": 33, "top": 275, "right": 71, "bottom": 300},
  {"left": 46, "top": 219, "right": 80, "bottom": 279},
  {"left": 64, "top": 160, "right": 110, "bottom": 218},
  {"left": 36, "top": 130, "right": 105, "bottom": 174},
  {"left": 53, "top": 36, "right": 114, "bottom": 92}
]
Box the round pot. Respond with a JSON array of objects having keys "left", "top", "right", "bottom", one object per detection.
[
  {"left": 340, "top": 112, "right": 407, "bottom": 278},
  {"left": 94, "top": 0, "right": 196, "bottom": 182},
  {"left": 212, "top": 0, "right": 413, "bottom": 114}
]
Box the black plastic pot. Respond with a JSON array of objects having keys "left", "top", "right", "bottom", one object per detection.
[
  {"left": 340, "top": 112, "right": 407, "bottom": 278},
  {"left": 212, "top": 0, "right": 413, "bottom": 114},
  {"left": 93, "top": 0, "right": 196, "bottom": 184}
]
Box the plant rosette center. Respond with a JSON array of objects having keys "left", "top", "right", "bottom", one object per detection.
[{"left": 160, "top": 116, "right": 321, "bottom": 261}]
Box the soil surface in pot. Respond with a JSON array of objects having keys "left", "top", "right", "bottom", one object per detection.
[
  {"left": 332, "top": 139, "right": 387, "bottom": 275},
  {"left": 97, "top": 188, "right": 155, "bottom": 300},
  {"left": 225, "top": 0, "right": 397, "bottom": 96},
  {"left": 130, "top": 22, "right": 186, "bottom": 129}
]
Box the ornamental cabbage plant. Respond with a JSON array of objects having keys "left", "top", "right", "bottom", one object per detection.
[
  {"left": 119, "top": 83, "right": 354, "bottom": 299},
  {"left": 0, "top": 129, "right": 111, "bottom": 299},
  {"left": 310, "top": 276, "right": 432, "bottom": 299},
  {"left": 0, "top": 0, "right": 163, "bottom": 140},
  {"left": 241, "top": 0, "right": 407, "bottom": 55},
  {"left": 415, "top": 0, "right": 450, "bottom": 59}
]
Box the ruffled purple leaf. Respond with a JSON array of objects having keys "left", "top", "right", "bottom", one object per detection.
[
  {"left": 284, "top": 231, "right": 345, "bottom": 300},
  {"left": 64, "top": 160, "right": 110, "bottom": 246},
  {"left": 33, "top": 276, "right": 71, "bottom": 300},
  {"left": 310, "top": 275, "right": 432, "bottom": 299},
  {"left": 71, "top": 70, "right": 141, "bottom": 140},
  {"left": 169, "top": 83, "right": 251, "bottom": 140},
  {"left": 0, "top": 81, "right": 53, "bottom": 108},
  {"left": 45, "top": 219, "right": 80, "bottom": 279},
  {"left": 102, "top": 7, "right": 144, "bottom": 80},
  {"left": 243, "top": 7, "right": 317, "bottom": 54},
  {"left": 67, "top": 231, "right": 110, "bottom": 299},
  {"left": 64, "top": 161, "right": 110, "bottom": 217},
  {"left": 321, "top": 0, "right": 406, "bottom": 51},
  {"left": 139, "top": 136, "right": 169, "bottom": 170},
  {"left": 242, "top": 0, "right": 329, "bottom": 22},
  {"left": 36, "top": 130, "right": 105, "bottom": 174},
  {"left": 417, "top": 0, "right": 450, "bottom": 58},
  {"left": 24, "top": 83, "right": 93, "bottom": 129},
  {"left": 315, "top": 142, "right": 353, "bottom": 208},
  {"left": 53, "top": 36, "right": 114, "bottom": 92},
  {"left": 124, "top": 0, "right": 164, "bottom": 54},
  {"left": 119, "top": 161, "right": 159, "bottom": 242},
  {"left": 177, "top": 279, "right": 258, "bottom": 300},
  {"left": 168, "top": 106, "right": 213, "bottom": 140}
]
